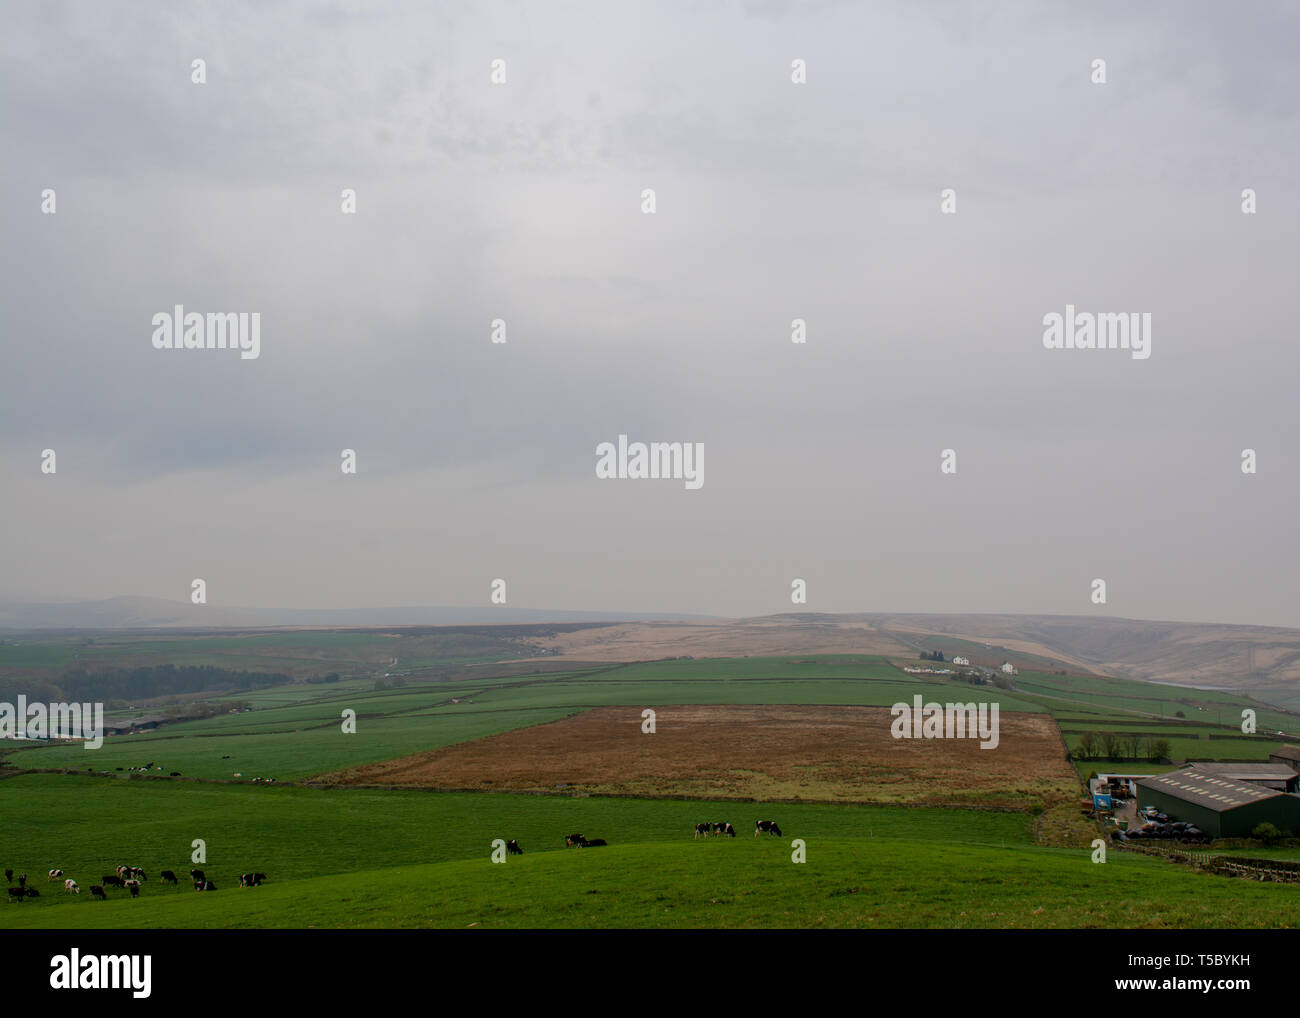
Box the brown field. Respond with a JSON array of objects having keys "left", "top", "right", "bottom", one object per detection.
[{"left": 320, "top": 704, "right": 1080, "bottom": 808}]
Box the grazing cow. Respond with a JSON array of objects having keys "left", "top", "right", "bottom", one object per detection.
[
  {"left": 694, "top": 823, "right": 711, "bottom": 839},
  {"left": 102, "top": 875, "right": 124, "bottom": 887},
  {"left": 90, "top": 885, "right": 107, "bottom": 900},
  {"left": 581, "top": 839, "right": 608, "bottom": 848},
  {"left": 565, "top": 833, "right": 587, "bottom": 848},
  {"left": 6, "top": 887, "right": 24, "bottom": 902},
  {"left": 160, "top": 870, "right": 178, "bottom": 884},
  {"left": 129, "top": 867, "right": 146, "bottom": 881},
  {"left": 190, "top": 868, "right": 206, "bottom": 884},
  {"left": 195, "top": 880, "right": 217, "bottom": 891},
  {"left": 3, "top": 869, "right": 10, "bottom": 883},
  {"left": 116, "top": 865, "right": 130, "bottom": 878},
  {"left": 64, "top": 879, "right": 80, "bottom": 894},
  {"left": 48, "top": 869, "right": 64, "bottom": 881},
  {"left": 239, "top": 873, "right": 265, "bottom": 887},
  {"left": 24, "top": 888, "right": 39, "bottom": 898},
  {"left": 718, "top": 823, "right": 736, "bottom": 838},
  {"left": 755, "top": 820, "right": 782, "bottom": 837},
  {"left": 17, "top": 873, "right": 26, "bottom": 888},
  {"left": 506, "top": 840, "right": 523, "bottom": 856},
  {"left": 124, "top": 879, "right": 140, "bottom": 898},
  {"left": 169, "top": 772, "right": 180, "bottom": 777}
]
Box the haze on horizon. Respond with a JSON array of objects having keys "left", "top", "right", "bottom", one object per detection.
[{"left": 2, "top": 1, "right": 1298, "bottom": 628}]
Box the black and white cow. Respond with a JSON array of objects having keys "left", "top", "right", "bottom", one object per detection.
[
  {"left": 160, "top": 870, "right": 178, "bottom": 884},
  {"left": 565, "top": 833, "right": 587, "bottom": 848},
  {"left": 694, "top": 823, "right": 711, "bottom": 839},
  {"left": 580, "top": 838, "right": 607, "bottom": 848},
  {"left": 64, "top": 879, "right": 80, "bottom": 894},
  {"left": 506, "top": 840, "right": 523, "bottom": 856},
  {"left": 124, "top": 880, "right": 140, "bottom": 898},
  {"left": 190, "top": 869, "right": 206, "bottom": 885},
  {"left": 717, "top": 822, "right": 736, "bottom": 838},
  {"left": 3, "top": 869, "right": 11, "bottom": 883},
  {"left": 102, "top": 875, "right": 124, "bottom": 887},
  {"left": 24, "top": 888, "right": 39, "bottom": 898},
  {"left": 16, "top": 873, "right": 26, "bottom": 888},
  {"left": 48, "top": 869, "right": 64, "bottom": 881},
  {"left": 90, "top": 885, "right": 107, "bottom": 900},
  {"left": 198, "top": 880, "right": 217, "bottom": 891},
  {"left": 755, "top": 820, "right": 782, "bottom": 837},
  {"left": 239, "top": 873, "right": 267, "bottom": 887},
  {"left": 6, "top": 887, "right": 24, "bottom": 902}
]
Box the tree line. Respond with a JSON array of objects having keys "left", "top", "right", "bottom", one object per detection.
[{"left": 1074, "top": 731, "right": 1172, "bottom": 762}]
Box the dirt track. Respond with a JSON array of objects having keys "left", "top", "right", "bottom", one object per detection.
[{"left": 322, "top": 704, "right": 1079, "bottom": 807}]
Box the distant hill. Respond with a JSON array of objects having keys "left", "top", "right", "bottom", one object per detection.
[
  {"left": 0, "top": 596, "right": 712, "bottom": 631},
  {"left": 4, "top": 601, "right": 1299, "bottom": 710}
]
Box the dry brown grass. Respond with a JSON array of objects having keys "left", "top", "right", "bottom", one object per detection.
[{"left": 321, "top": 704, "right": 1080, "bottom": 808}]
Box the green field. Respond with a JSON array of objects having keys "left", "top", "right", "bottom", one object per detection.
[
  {"left": 3, "top": 649, "right": 1298, "bottom": 929},
  {"left": 3, "top": 774, "right": 1297, "bottom": 930}
]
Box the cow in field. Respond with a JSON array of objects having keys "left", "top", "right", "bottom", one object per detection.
[
  {"left": 580, "top": 838, "right": 607, "bottom": 847},
  {"left": 124, "top": 879, "right": 140, "bottom": 898},
  {"left": 196, "top": 880, "right": 217, "bottom": 891},
  {"left": 90, "top": 885, "right": 107, "bottom": 900},
  {"left": 565, "top": 833, "right": 587, "bottom": 848},
  {"left": 3, "top": 869, "right": 10, "bottom": 883},
  {"left": 717, "top": 822, "right": 736, "bottom": 838},
  {"left": 694, "top": 823, "right": 711, "bottom": 839},
  {"left": 102, "top": 875, "right": 124, "bottom": 887},
  {"left": 48, "top": 869, "right": 64, "bottom": 881},
  {"left": 17, "top": 873, "right": 25, "bottom": 888},
  {"left": 160, "top": 870, "right": 178, "bottom": 884},
  {"left": 64, "top": 879, "right": 79, "bottom": 894},
  {"left": 116, "top": 865, "right": 130, "bottom": 878},
  {"left": 239, "top": 873, "right": 267, "bottom": 887},
  {"left": 6, "top": 888, "right": 24, "bottom": 903},
  {"left": 190, "top": 868, "right": 206, "bottom": 884},
  {"left": 24, "top": 888, "right": 39, "bottom": 898},
  {"left": 506, "top": 840, "right": 523, "bottom": 856},
  {"left": 755, "top": 820, "right": 782, "bottom": 837},
  {"left": 169, "top": 772, "right": 180, "bottom": 777},
  {"left": 129, "top": 867, "right": 146, "bottom": 881}
]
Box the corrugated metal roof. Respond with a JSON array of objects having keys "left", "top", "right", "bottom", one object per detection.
[
  {"left": 1197, "top": 764, "right": 1298, "bottom": 781},
  {"left": 1135, "top": 767, "right": 1283, "bottom": 811},
  {"left": 1270, "top": 745, "right": 1300, "bottom": 761}
]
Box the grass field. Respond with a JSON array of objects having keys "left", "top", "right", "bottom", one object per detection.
[
  {"left": 3, "top": 650, "right": 1298, "bottom": 929},
  {"left": 3, "top": 774, "right": 1297, "bottom": 930}
]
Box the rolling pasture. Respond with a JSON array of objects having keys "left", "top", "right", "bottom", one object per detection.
[{"left": 3, "top": 649, "right": 1299, "bottom": 929}]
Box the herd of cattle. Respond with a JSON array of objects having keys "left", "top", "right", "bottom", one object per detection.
[
  {"left": 505, "top": 819, "right": 786, "bottom": 853},
  {"left": 695, "top": 820, "right": 783, "bottom": 838},
  {"left": 9, "top": 817, "right": 791, "bottom": 904},
  {"left": 5, "top": 864, "right": 267, "bottom": 903}
]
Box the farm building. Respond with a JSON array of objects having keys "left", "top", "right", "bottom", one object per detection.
[
  {"left": 1000, "top": 662, "right": 1018, "bottom": 675},
  {"left": 1268, "top": 745, "right": 1300, "bottom": 773},
  {"left": 1135, "top": 767, "right": 1300, "bottom": 838},
  {"left": 1196, "top": 763, "right": 1300, "bottom": 793},
  {"left": 952, "top": 656, "right": 970, "bottom": 666}
]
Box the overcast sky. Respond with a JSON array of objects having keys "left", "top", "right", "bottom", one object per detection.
[{"left": 2, "top": 1, "right": 1297, "bottom": 626}]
